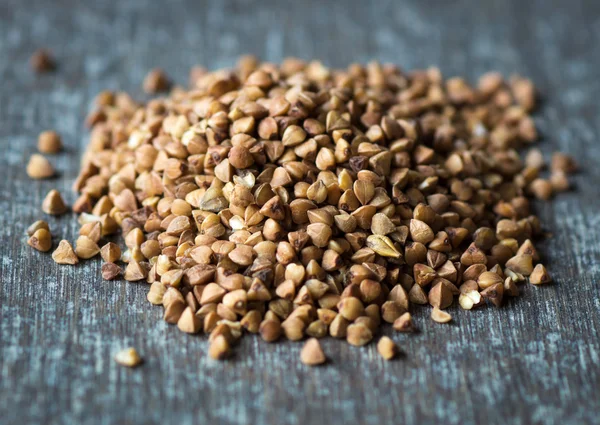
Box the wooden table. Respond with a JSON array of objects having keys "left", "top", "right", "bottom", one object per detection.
[{"left": 1, "top": 0, "right": 599, "bottom": 424}]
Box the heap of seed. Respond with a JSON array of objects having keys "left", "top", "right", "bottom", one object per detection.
[{"left": 34, "top": 57, "right": 579, "bottom": 361}]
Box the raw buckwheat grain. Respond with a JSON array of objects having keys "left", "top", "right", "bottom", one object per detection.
[{"left": 33, "top": 57, "right": 578, "bottom": 362}]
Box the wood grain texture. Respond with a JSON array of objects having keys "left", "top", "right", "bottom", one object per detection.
[{"left": 1, "top": 0, "right": 599, "bottom": 424}]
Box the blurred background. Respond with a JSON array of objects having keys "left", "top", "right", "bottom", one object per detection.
[{"left": 2, "top": 0, "right": 598, "bottom": 95}]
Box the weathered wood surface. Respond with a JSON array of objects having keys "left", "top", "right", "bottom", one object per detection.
[{"left": 1, "top": 0, "right": 599, "bottom": 424}]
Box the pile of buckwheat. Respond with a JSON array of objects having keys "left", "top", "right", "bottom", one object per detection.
[{"left": 27, "top": 57, "right": 578, "bottom": 365}]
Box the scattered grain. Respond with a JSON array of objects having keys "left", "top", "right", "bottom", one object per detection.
[
  {"left": 75, "top": 235, "right": 100, "bottom": 259},
  {"left": 27, "top": 154, "right": 54, "bottom": 179},
  {"left": 300, "top": 338, "right": 326, "bottom": 365},
  {"left": 52, "top": 240, "right": 79, "bottom": 265},
  {"left": 30, "top": 49, "right": 55, "bottom": 73},
  {"left": 529, "top": 264, "right": 551, "bottom": 284},
  {"left": 208, "top": 335, "right": 231, "bottom": 360},
  {"left": 114, "top": 347, "right": 142, "bottom": 367},
  {"left": 393, "top": 312, "right": 414, "bottom": 332},
  {"left": 28, "top": 228, "right": 52, "bottom": 252},
  {"left": 102, "top": 262, "right": 122, "bottom": 280},
  {"left": 431, "top": 308, "right": 452, "bottom": 324},
  {"left": 101, "top": 242, "right": 121, "bottom": 263},
  {"left": 143, "top": 68, "right": 170, "bottom": 93},
  {"left": 346, "top": 322, "right": 373, "bottom": 346},
  {"left": 377, "top": 336, "right": 399, "bottom": 360},
  {"left": 27, "top": 220, "right": 49, "bottom": 236}
]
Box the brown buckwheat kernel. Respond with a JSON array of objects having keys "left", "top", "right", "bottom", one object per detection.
[{"left": 45, "top": 57, "right": 571, "bottom": 362}]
